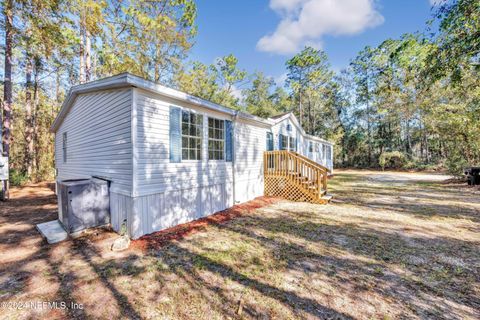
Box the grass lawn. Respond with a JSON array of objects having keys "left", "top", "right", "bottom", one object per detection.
[{"left": 0, "top": 170, "right": 479, "bottom": 319}]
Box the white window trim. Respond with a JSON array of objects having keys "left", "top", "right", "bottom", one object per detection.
[
  {"left": 181, "top": 109, "right": 203, "bottom": 161},
  {"left": 207, "top": 116, "right": 225, "bottom": 161}
]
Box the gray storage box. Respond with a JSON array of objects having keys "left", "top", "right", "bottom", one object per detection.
[{"left": 58, "top": 178, "right": 110, "bottom": 233}]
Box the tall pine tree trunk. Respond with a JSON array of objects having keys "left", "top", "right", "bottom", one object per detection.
[
  {"left": 79, "top": 9, "right": 85, "bottom": 83},
  {"left": 363, "top": 68, "right": 372, "bottom": 167},
  {"left": 25, "top": 52, "right": 34, "bottom": 176},
  {"left": 2, "top": 0, "right": 13, "bottom": 200},
  {"left": 308, "top": 97, "right": 313, "bottom": 134},
  {"left": 154, "top": 40, "right": 160, "bottom": 82},
  {"left": 33, "top": 58, "right": 41, "bottom": 173},
  {"left": 312, "top": 101, "right": 316, "bottom": 136},
  {"left": 55, "top": 71, "right": 60, "bottom": 115},
  {"left": 422, "top": 118, "right": 430, "bottom": 163},
  {"left": 85, "top": 28, "right": 91, "bottom": 82},
  {"left": 406, "top": 117, "right": 412, "bottom": 156},
  {"left": 298, "top": 89, "right": 303, "bottom": 127}
]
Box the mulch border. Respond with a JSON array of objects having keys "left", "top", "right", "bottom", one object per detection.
[{"left": 131, "top": 196, "right": 282, "bottom": 252}]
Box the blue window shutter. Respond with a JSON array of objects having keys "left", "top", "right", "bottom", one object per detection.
[
  {"left": 169, "top": 106, "right": 181, "bottom": 163},
  {"left": 225, "top": 120, "right": 233, "bottom": 162},
  {"left": 278, "top": 134, "right": 283, "bottom": 150}
]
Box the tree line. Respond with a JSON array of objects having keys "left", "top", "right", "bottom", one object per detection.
[{"left": 0, "top": 0, "right": 478, "bottom": 195}]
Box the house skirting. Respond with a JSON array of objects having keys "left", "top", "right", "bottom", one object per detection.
[{"left": 110, "top": 182, "right": 234, "bottom": 239}]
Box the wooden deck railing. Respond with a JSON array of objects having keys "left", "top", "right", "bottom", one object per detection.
[
  {"left": 264, "top": 150, "right": 328, "bottom": 203},
  {"left": 290, "top": 151, "right": 331, "bottom": 174}
]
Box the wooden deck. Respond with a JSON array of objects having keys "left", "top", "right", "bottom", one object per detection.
[{"left": 264, "top": 151, "right": 332, "bottom": 204}]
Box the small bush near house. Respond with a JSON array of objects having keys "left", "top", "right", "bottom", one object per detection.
[{"left": 379, "top": 151, "right": 406, "bottom": 170}]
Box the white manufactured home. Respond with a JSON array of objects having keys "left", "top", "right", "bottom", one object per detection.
[{"left": 51, "top": 73, "right": 333, "bottom": 239}]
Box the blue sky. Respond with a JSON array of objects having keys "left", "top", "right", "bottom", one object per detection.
[{"left": 189, "top": 0, "right": 440, "bottom": 85}]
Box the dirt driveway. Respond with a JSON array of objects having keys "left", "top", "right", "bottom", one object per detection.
[{"left": 0, "top": 171, "right": 479, "bottom": 319}]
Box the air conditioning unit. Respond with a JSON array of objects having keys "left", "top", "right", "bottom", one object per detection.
[
  {"left": 0, "top": 156, "right": 8, "bottom": 180},
  {"left": 58, "top": 178, "right": 110, "bottom": 234}
]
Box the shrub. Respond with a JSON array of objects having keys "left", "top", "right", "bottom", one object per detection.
[
  {"left": 445, "top": 152, "right": 469, "bottom": 177},
  {"left": 379, "top": 151, "right": 406, "bottom": 170},
  {"left": 9, "top": 169, "right": 29, "bottom": 186}
]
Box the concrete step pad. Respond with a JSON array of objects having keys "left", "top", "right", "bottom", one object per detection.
[
  {"left": 36, "top": 220, "right": 68, "bottom": 244},
  {"left": 321, "top": 194, "right": 334, "bottom": 202}
]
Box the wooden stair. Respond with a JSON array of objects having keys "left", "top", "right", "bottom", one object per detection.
[{"left": 264, "top": 150, "right": 333, "bottom": 204}]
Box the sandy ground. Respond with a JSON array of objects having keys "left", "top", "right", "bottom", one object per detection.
[
  {"left": 0, "top": 171, "right": 478, "bottom": 319},
  {"left": 365, "top": 171, "right": 452, "bottom": 183}
]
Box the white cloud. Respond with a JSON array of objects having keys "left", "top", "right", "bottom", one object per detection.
[
  {"left": 229, "top": 84, "right": 243, "bottom": 100},
  {"left": 257, "top": 0, "right": 384, "bottom": 55}
]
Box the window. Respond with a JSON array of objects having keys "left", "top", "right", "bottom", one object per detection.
[
  {"left": 280, "top": 134, "right": 288, "bottom": 150},
  {"left": 181, "top": 111, "right": 203, "bottom": 160},
  {"left": 326, "top": 145, "right": 332, "bottom": 159},
  {"left": 322, "top": 144, "right": 327, "bottom": 158},
  {"left": 208, "top": 117, "right": 224, "bottom": 160},
  {"left": 314, "top": 143, "right": 319, "bottom": 153},
  {"left": 289, "top": 137, "right": 296, "bottom": 151},
  {"left": 286, "top": 124, "right": 292, "bottom": 132},
  {"left": 266, "top": 132, "right": 274, "bottom": 151},
  {"left": 62, "top": 132, "right": 67, "bottom": 163},
  {"left": 309, "top": 141, "right": 313, "bottom": 152}
]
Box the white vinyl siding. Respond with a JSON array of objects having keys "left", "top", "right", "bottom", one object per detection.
[
  {"left": 134, "top": 88, "right": 234, "bottom": 195},
  {"left": 128, "top": 88, "right": 236, "bottom": 237},
  {"left": 55, "top": 89, "right": 133, "bottom": 195},
  {"left": 234, "top": 119, "right": 268, "bottom": 203}
]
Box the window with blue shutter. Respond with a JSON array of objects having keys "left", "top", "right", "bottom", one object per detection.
[
  {"left": 225, "top": 120, "right": 233, "bottom": 162},
  {"left": 169, "top": 106, "right": 181, "bottom": 162},
  {"left": 266, "top": 132, "right": 273, "bottom": 151},
  {"left": 286, "top": 124, "right": 292, "bottom": 132}
]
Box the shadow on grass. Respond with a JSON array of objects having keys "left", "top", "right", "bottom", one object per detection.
[
  {"left": 151, "top": 242, "right": 355, "bottom": 319},
  {"left": 217, "top": 212, "right": 480, "bottom": 319},
  {"left": 71, "top": 238, "right": 145, "bottom": 319},
  {"left": 3, "top": 175, "right": 479, "bottom": 319},
  {"left": 330, "top": 175, "right": 480, "bottom": 223}
]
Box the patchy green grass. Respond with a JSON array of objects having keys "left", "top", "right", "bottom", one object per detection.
[{"left": 1, "top": 172, "right": 479, "bottom": 319}]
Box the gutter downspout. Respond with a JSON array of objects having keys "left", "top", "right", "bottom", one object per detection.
[{"left": 232, "top": 111, "right": 239, "bottom": 204}]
